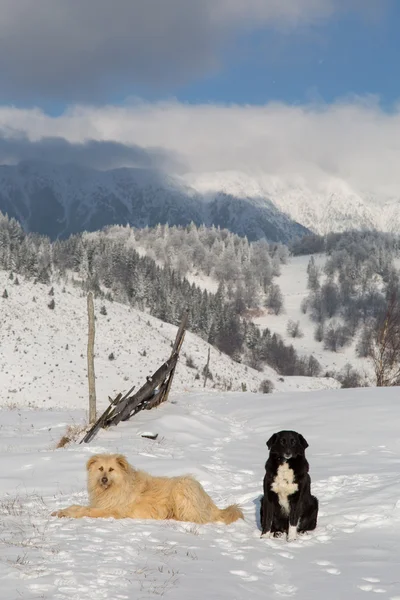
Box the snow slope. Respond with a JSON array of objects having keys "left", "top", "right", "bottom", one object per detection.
[
  {"left": 0, "top": 270, "right": 339, "bottom": 411},
  {"left": 152, "top": 251, "right": 371, "bottom": 381},
  {"left": 253, "top": 254, "right": 371, "bottom": 379},
  {"left": 1, "top": 387, "right": 400, "bottom": 599}
]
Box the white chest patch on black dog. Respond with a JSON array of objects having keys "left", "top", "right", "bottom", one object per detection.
[{"left": 271, "top": 462, "right": 298, "bottom": 515}]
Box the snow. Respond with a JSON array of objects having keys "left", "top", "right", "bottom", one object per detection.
[
  {"left": 3, "top": 160, "right": 400, "bottom": 244},
  {"left": 1, "top": 386, "right": 400, "bottom": 599},
  {"left": 253, "top": 254, "right": 371, "bottom": 379},
  {"left": 184, "top": 170, "right": 397, "bottom": 235},
  {"left": 143, "top": 248, "right": 371, "bottom": 381},
  {"left": 130, "top": 242, "right": 219, "bottom": 293},
  {"left": 1, "top": 265, "right": 396, "bottom": 597},
  {"left": 0, "top": 271, "right": 338, "bottom": 411}
]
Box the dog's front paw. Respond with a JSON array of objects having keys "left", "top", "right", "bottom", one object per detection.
[
  {"left": 51, "top": 508, "right": 69, "bottom": 518},
  {"left": 287, "top": 526, "right": 298, "bottom": 542},
  {"left": 260, "top": 531, "right": 272, "bottom": 539},
  {"left": 51, "top": 505, "right": 85, "bottom": 518}
]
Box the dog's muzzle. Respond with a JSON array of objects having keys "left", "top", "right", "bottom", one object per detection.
[{"left": 101, "top": 476, "right": 108, "bottom": 485}]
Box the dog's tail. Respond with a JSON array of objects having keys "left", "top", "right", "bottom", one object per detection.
[{"left": 218, "top": 504, "right": 244, "bottom": 524}]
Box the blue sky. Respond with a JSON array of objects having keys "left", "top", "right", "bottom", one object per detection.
[
  {"left": 177, "top": 9, "right": 398, "bottom": 108},
  {"left": 0, "top": 0, "right": 397, "bottom": 111}
]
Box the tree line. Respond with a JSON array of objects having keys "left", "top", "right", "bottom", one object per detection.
[{"left": 0, "top": 212, "right": 319, "bottom": 379}]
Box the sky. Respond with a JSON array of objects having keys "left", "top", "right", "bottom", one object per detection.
[{"left": 0, "top": 0, "right": 400, "bottom": 194}]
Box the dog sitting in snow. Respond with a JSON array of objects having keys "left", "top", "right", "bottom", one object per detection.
[{"left": 260, "top": 430, "right": 318, "bottom": 541}]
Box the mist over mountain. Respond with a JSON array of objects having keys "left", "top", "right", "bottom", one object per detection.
[{"left": 0, "top": 160, "right": 309, "bottom": 242}]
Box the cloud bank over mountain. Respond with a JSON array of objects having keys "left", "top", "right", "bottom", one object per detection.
[{"left": 1, "top": 97, "right": 400, "bottom": 196}]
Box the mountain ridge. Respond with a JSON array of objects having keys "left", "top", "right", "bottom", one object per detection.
[
  {"left": 185, "top": 171, "right": 397, "bottom": 235},
  {"left": 2, "top": 159, "right": 397, "bottom": 242},
  {"left": 0, "top": 160, "right": 308, "bottom": 242}
]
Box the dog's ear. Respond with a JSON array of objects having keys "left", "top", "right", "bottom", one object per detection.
[
  {"left": 266, "top": 433, "right": 277, "bottom": 449},
  {"left": 298, "top": 434, "right": 309, "bottom": 449},
  {"left": 115, "top": 454, "right": 130, "bottom": 472},
  {"left": 87, "top": 455, "right": 99, "bottom": 470}
]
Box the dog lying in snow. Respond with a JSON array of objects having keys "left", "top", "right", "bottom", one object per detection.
[
  {"left": 52, "top": 453, "right": 244, "bottom": 525},
  {"left": 260, "top": 430, "right": 318, "bottom": 541}
]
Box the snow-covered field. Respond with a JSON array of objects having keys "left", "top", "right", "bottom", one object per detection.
[
  {"left": 1, "top": 386, "right": 400, "bottom": 599},
  {"left": 1, "top": 264, "right": 397, "bottom": 598}
]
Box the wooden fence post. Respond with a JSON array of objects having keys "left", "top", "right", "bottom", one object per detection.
[{"left": 87, "top": 292, "right": 96, "bottom": 423}]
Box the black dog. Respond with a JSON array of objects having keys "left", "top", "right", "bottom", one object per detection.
[{"left": 260, "top": 430, "right": 318, "bottom": 541}]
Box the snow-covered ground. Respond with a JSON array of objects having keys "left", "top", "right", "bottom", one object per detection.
[
  {"left": 254, "top": 254, "right": 371, "bottom": 379},
  {"left": 1, "top": 386, "right": 400, "bottom": 599},
  {"left": 134, "top": 247, "right": 371, "bottom": 381},
  {"left": 0, "top": 270, "right": 338, "bottom": 412}
]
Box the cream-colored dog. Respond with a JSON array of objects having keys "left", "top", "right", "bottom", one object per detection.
[{"left": 52, "top": 454, "right": 244, "bottom": 525}]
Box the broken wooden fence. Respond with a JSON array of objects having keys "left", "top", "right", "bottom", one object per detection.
[{"left": 80, "top": 310, "right": 188, "bottom": 444}]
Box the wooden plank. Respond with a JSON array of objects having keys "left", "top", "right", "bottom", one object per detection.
[
  {"left": 110, "top": 354, "right": 178, "bottom": 425},
  {"left": 161, "top": 310, "right": 188, "bottom": 405},
  {"left": 80, "top": 385, "right": 135, "bottom": 444}
]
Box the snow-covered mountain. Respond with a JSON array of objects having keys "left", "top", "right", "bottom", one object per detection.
[
  {"left": 0, "top": 161, "right": 308, "bottom": 242},
  {"left": 2, "top": 159, "right": 398, "bottom": 240},
  {"left": 185, "top": 171, "right": 398, "bottom": 235}
]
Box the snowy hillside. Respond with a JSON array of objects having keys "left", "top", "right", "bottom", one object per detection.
[
  {"left": 1, "top": 387, "right": 400, "bottom": 599},
  {"left": 0, "top": 270, "right": 339, "bottom": 410},
  {"left": 253, "top": 254, "right": 372, "bottom": 379},
  {"left": 135, "top": 248, "right": 373, "bottom": 383}
]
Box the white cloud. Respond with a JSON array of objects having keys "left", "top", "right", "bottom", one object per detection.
[
  {"left": 0, "top": 0, "right": 387, "bottom": 101},
  {"left": 1, "top": 97, "right": 400, "bottom": 194}
]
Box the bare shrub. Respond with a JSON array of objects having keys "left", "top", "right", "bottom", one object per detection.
[
  {"left": 338, "top": 363, "right": 366, "bottom": 389},
  {"left": 259, "top": 379, "right": 275, "bottom": 393},
  {"left": 56, "top": 423, "right": 88, "bottom": 448},
  {"left": 185, "top": 355, "right": 196, "bottom": 369}
]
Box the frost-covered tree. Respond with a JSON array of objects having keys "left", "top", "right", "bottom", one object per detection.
[
  {"left": 307, "top": 256, "right": 320, "bottom": 291},
  {"left": 266, "top": 284, "right": 284, "bottom": 315},
  {"left": 286, "top": 320, "right": 303, "bottom": 338},
  {"left": 323, "top": 322, "right": 351, "bottom": 352}
]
